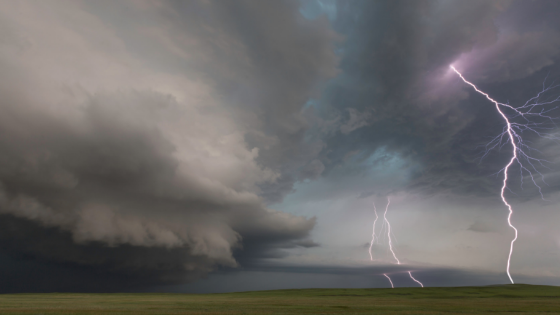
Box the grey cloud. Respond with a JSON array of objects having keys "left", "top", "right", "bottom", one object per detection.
[
  {"left": 468, "top": 220, "right": 498, "bottom": 233},
  {"left": 0, "top": 0, "right": 338, "bottom": 290},
  {"left": 299, "top": 159, "right": 325, "bottom": 180},
  {"left": 358, "top": 191, "right": 376, "bottom": 199},
  {"left": 304, "top": 0, "right": 560, "bottom": 201},
  {"left": 118, "top": 0, "right": 343, "bottom": 203},
  {"left": 2, "top": 0, "right": 560, "bottom": 293},
  {"left": 340, "top": 108, "right": 373, "bottom": 135},
  {"left": 458, "top": 31, "right": 560, "bottom": 83},
  {"left": 293, "top": 239, "right": 320, "bottom": 248},
  {"left": 0, "top": 90, "right": 308, "bottom": 275}
]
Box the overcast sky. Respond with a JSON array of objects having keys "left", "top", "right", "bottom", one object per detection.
[{"left": 1, "top": 0, "right": 560, "bottom": 293}]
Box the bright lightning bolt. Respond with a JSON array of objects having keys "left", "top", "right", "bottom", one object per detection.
[
  {"left": 369, "top": 202, "right": 379, "bottom": 261},
  {"left": 372, "top": 197, "right": 425, "bottom": 288},
  {"left": 383, "top": 273, "right": 394, "bottom": 288},
  {"left": 383, "top": 197, "right": 401, "bottom": 265},
  {"left": 450, "top": 65, "right": 560, "bottom": 284},
  {"left": 408, "top": 271, "right": 424, "bottom": 287}
]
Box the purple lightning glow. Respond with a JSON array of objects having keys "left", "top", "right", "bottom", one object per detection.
[
  {"left": 408, "top": 271, "right": 424, "bottom": 287},
  {"left": 383, "top": 197, "right": 401, "bottom": 265},
  {"left": 383, "top": 273, "right": 394, "bottom": 288},
  {"left": 450, "top": 65, "right": 560, "bottom": 284},
  {"left": 369, "top": 202, "right": 379, "bottom": 261}
]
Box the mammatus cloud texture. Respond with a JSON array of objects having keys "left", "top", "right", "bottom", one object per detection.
[{"left": 0, "top": 0, "right": 337, "bottom": 289}]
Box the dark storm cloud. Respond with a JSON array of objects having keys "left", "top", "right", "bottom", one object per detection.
[
  {"left": 2, "top": 0, "right": 560, "bottom": 293},
  {"left": 0, "top": 87, "right": 316, "bottom": 287},
  {"left": 298, "top": 159, "right": 326, "bottom": 180},
  {"left": 92, "top": 0, "right": 342, "bottom": 203},
  {"left": 308, "top": 0, "right": 560, "bottom": 200},
  {"left": 0, "top": 0, "right": 338, "bottom": 291}
]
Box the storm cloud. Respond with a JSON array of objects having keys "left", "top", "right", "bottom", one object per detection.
[
  {"left": 304, "top": 0, "right": 560, "bottom": 201},
  {"left": 0, "top": 0, "right": 337, "bottom": 289},
  {"left": 1, "top": 0, "right": 560, "bottom": 293}
]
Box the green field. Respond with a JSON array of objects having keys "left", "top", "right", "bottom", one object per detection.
[{"left": 1, "top": 284, "right": 559, "bottom": 314}]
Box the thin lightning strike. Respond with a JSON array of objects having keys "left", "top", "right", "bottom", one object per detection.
[
  {"left": 383, "top": 273, "right": 394, "bottom": 288},
  {"left": 408, "top": 271, "right": 424, "bottom": 287},
  {"left": 450, "top": 65, "right": 560, "bottom": 284},
  {"left": 369, "top": 202, "right": 379, "bottom": 261},
  {"left": 383, "top": 197, "right": 401, "bottom": 265},
  {"left": 372, "top": 197, "right": 425, "bottom": 287}
]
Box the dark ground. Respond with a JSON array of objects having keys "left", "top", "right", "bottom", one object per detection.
[{"left": 0, "top": 284, "right": 559, "bottom": 314}]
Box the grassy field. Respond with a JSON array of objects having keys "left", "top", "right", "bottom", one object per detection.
[{"left": 0, "top": 284, "right": 559, "bottom": 314}]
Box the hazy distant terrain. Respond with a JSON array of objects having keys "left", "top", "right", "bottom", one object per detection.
[{"left": 0, "top": 284, "right": 559, "bottom": 314}]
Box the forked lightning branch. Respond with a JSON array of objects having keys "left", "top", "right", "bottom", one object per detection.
[{"left": 451, "top": 65, "right": 560, "bottom": 284}]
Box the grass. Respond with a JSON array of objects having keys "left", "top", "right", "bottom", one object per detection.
[{"left": 0, "top": 284, "right": 559, "bottom": 314}]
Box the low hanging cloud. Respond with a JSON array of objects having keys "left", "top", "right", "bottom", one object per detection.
[{"left": 0, "top": 0, "right": 338, "bottom": 289}]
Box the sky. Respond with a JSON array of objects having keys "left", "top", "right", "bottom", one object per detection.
[{"left": 1, "top": 0, "right": 560, "bottom": 293}]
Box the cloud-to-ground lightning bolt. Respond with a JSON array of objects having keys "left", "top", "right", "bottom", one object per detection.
[
  {"left": 369, "top": 202, "right": 379, "bottom": 261},
  {"left": 383, "top": 273, "right": 394, "bottom": 288},
  {"left": 408, "top": 271, "right": 424, "bottom": 287},
  {"left": 372, "top": 197, "right": 425, "bottom": 287},
  {"left": 451, "top": 65, "right": 560, "bottom": 284},
  {"left": 383, "top": 197, "right": 401, "bottom": 265}
]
